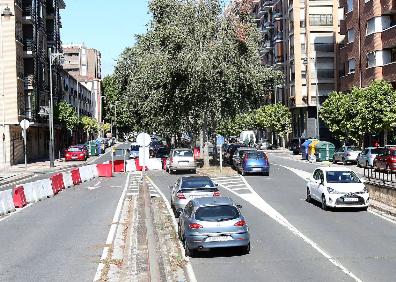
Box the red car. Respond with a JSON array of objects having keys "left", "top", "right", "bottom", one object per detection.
[
  {"left": 373, "top": 147, "right": 396, "bottom": 171},
  {"left": 64, "top": 145, "right": 88, "bottom": 161}
]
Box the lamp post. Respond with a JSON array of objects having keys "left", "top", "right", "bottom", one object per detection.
[
  {"left": 1, "top": 6, "right": 14, "bottom": 170},
  {"left": 48, "top": 48, "right": 63, "bottom": 167},
  {"left": 303, "top": 57, "right": 320, "bottom": 140},
  {"left": 110, "top": 102, "right": 118, "bottom": 141},
  {"left": 100, "top": 96, "right": 106, "bottom": 137}
]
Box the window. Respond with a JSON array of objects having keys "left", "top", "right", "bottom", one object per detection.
[
  {"left": 367, "top": 52, "right": 376, "bottom": 68},
  {"left": 313, "top": 43, "right": 334, "bottom": 52},
  {"left": 347, "top": 0, "right": 353, "bottom": 13},
  {"left": 366, "top": 50, "right": 391, "bottom": 67},
  {"left": 366, "top": 16, "right": 391, "bottom": 35},
  {"left": 347, "top": 28, "right": 355, "bottom": 43},
  {"left": 348, "top": 59, "right": 356, "bottom": 73},
  {"left": 309, "top": 14, "right": 333, "bottom": 26}
]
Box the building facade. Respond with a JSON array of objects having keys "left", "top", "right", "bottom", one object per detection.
[
  {"left": 338, "top": 0, "right": 396, "bottom": 91},
  {"left": 61, "top": 44, "right": 102, "bottom": 122},
  {"left": 253, "top": 0, "right": 339, "bottom": 141}
]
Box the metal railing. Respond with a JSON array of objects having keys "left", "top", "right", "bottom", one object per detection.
[{"left": 364, "top": 167, "right": 396, "bottom": 187}]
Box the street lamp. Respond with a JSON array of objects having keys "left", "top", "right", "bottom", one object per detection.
[
  {"left": 303, "top": 57, "right": 320, "bottom": 140},
  {"left": 110, "top": 102, "right": 118, "bottom": 141},
  {"left": 48, "top": 48, "right": 64, "bottom": 167},
  {"left": 1, "top": 6, "right": 14, "bottom": 170}
]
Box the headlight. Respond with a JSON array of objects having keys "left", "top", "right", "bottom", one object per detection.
[{"left": 327, "top": 187, "right": 338, "bottom": 194}]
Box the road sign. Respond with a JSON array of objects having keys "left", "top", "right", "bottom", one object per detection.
[
  {"left": 216, "top": 135, "right": 225, "bottom": 146},
  {"left": 136, "top": 132, "right": 151, "bottom": 147},
  {"left": 19, "top": 119, "right": 30, "bottom": 130}
]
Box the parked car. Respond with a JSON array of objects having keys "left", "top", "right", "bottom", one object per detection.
[
  {"left": 232, "top": 147, "right": 256, "bottom": 168},
  {"left": 373, "top": 147, "right": 396, "bottom": 171},
  {"left": 356, "top": 147, "right": 384, "bottom": 167},
  {"left": 64, "top": 145, "right": 88, "bottom": 161},
  {"left": 289, "top": 138, "right": 306, "bottom": 155},
  {"left": 258, "top": 140, "right": 273, "bottom": 150},
  {"left": 332, "top": 146, "right": 360, "bottom": 164},
  {"left": 225, "top": 144, "right": 244, "bottom": 164},
  {"left": 166, "top": 148, "right": 196, "bottom": 174},
  {"left": 236, "top": 151, "right": 270, "bottom": 176},
  {"left": 178, "top": 197, "right": 250, "bottom": 257},
  {"left": 155, "top": 146, "right": 170, "bottom": 158},
  {"left": 306, "top": 167, "right": 369, "bottom": 210},
  {"left": 129, "top": 143, "right": 140, "bottom": 159},
  {"left": 170, "top": 176, "right": 220, "bottom": 217}
]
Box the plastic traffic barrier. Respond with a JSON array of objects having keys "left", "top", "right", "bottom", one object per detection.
[
  {"left": 12, "top": 186, "right": 27, "bottom": 208},
  {"left": 78, "top": 166, "right": 89, "bottom": 182},
  {"left": 113, "top": 160, "right": 125, "bottom": 172},
  {"left": 36, "top": 179, "right": 54, "bottom": 199},
  {"left": 71, "top": 168, "right": 82, "bottom": 185},
  {"left": 97, "top": 163, "right": 113, "bottom": 177},
  {"left": 0, "top": 189, "right": 16, "bottom": 215},
  {"left": 134, "top": 158, "right": 144, "bottom": 171},
  {"left": 147, "top": 158, "right": 162, "bottom": 170},
  {"left": 62, "top": 172, "right": 73, "bottom": 188},
  {"left": 89, "top": 164, "right": 99, "bottom": 178},
  {"left": 162, "top": 158, "right": 167, "bottom": 170},
  {"left": 50, "top": 173, "right": 65, "bottom": 195},
  {"left": 125, "top": 160, "right": 136, "bottom": 172},
  {"left": 23, "top": 182, "right": 39, "bottom": 203}
]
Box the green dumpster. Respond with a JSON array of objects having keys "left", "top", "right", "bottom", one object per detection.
[
  {"left": 86, "top": 141, "right": 98, "bottom": 156},
  {"left": 314, "top": 141, "right": 335, "bottom": 162}
]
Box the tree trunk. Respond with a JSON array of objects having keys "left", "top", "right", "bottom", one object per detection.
[{"left": 384, "top": 130, "right": 388, "bottom": 146}]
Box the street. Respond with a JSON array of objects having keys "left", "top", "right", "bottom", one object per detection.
[{"left": 148, "top": 153, "right": 396, "bottom": 282}]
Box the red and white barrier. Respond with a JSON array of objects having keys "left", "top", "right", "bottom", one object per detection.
[
  {"left": 12, "top": 186, "right": 27, "bottom": 208},
  {"left": 147, "top": 158, "right": 162, "bottom": 170},
  {"left": 23, "top": 182, "right": 40, "bottom": 203},
  {"left": 35, "top": 179, "right": 54, "bottom": 199},
  {"left": 97, "top": 163, "right": 112, "bottom": 177},
  {"left": 0, "top": 189, "right": 16, "bottom": 215},
  {"left": 89, "top": 164, "right": 99, "bottom": 178},
  {"left": 71, "top": 168, "right": 81, "bottom": 185},
  {"left": 63, "top": 172, "right": 73, "bottom": 188},
  {"left": 125, "top": 160, "right": 136, "bottom": 172}
]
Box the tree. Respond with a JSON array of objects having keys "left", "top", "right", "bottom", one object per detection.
[
  {"left": 54, "top": 101, "right": 79, "bottom": 131},
  {"left": 81, "top": 116, "right": 99, "bottom": 140},
  {"left": 112, "top": 0, "right": 283, "bottom": 142}
]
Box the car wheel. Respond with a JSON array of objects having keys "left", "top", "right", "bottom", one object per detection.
[
  {"left": 306, "top": 188, "right": 312, "bottom": 203},
  {"left": 361, "top": 206, "right": 368, "bottom": 211},
  {"left": 263, "top": 171, "right": 269, "bottom": 176},
  {"left": 184, "top": 239, "right": 194, "bottom": 257},
  {"left": 342, "top": 158, "right": 347, "bottom": 165},
  {"left": 241, "top": 242, "right": 250, "bottom": 255},
  {"left": 332, "top": 157, "right": 336, "bottom": 164},
  {"left": 192, "top": 169, "right": 196, "bottom": 174},
  {"left": 321, "top": 195, "right": 328, "bottom": 211}
]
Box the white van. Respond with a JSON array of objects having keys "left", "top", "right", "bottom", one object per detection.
[{"left": 240, "top": 131, "right": 256, "bottom": 144}]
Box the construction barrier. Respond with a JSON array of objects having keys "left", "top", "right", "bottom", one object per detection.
[
  {"left": 162, "top": 158, "right": 167, "bottom": 170},
  {"left": 79, "top": 166, "right": 91, "bottom": 182},
  {"left": 97, "top": 163, "right": 113, "bottom": 177},
  {"left": 114, "top": 160, "right": 125, "bottom": 172},
  {"left": 23, "top": 182, "right": 40, "bottom": 203},
  {"left": 147, "top": 158, "right": 162, "bottom": 170},
  {"left": 71, "top": 168, "right": 82, "bottom": 185},
  {"left": 36, "top": 179, "right": 54, "bottom": 199},
  {"left": 63, "top": 172, "right": 73, "bottom": 188},
  {"left": 0, "top": 189, "right": 16, "bottom": 215},
  {"left": 12, "top": 186, "right": 27, "bottom": 208},
  {"left": 90, "top": 164, "right": 99, "bottom": 178},
  {"left": 134, "top": 159, "right": 144, "bottom": 171},
  {"left": 50, "top": 173, "right": 65, "bottom": 195}
]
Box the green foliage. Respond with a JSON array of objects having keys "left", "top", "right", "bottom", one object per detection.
[
  {"left": 81, "top": 116, "right": 99, "bottom": 135},
  {"left": 54, "top": 101, "right": 79, "bottom": 131},
  {"left": 320, "top": 80, "right": 396, "bottom": 144},
  {"left": 112, "top": 0, "right": 283, "bottom": 138},
  {"left": 100, "top": 123, "right": 111, "bottom": 133}
]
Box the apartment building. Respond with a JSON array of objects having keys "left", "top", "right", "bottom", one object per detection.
[
  {"left": 253, "top": 0, "right": 339, "bottom": 140},
  {"left": 338, "top": 0, "right": 396, "bottom": 91},
  {"left": 62, "top": 44, "right": 102, "bottom": 122}
]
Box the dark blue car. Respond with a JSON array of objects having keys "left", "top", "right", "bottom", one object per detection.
[{"left": 237, "top": 151, "right": 270, "bottom": 176}]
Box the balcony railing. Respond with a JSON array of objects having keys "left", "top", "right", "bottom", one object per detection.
[
  {"left": 24, "top": 75, "right": 34, "bottom": 90},
  {"left": 262, "top": 0, "right": 274, "bottom": 11},
  {"left": 23, "top": 38, "right": 34, "bottom": 52},
  {"left": 22, "top": 6, "right": 32, "bottom": 17}
]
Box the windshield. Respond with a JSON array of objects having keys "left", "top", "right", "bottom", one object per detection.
[
  {"left": 68, "top": 147, "right": 82, "bottom": 152},
  {"left": 181, "top": 178, "right": 214, "bottom": 188},
  {"left": 326, "top": 171, "right": 361, "bottom": 183},
  {"left": 130, "top": 145, "right": 139, "bottom": 151},
  {"left": 346, "top": 146, "right": 359, "bottom": 151},
  {"left": 246, "top": 152, "right": 265, "bottom": 159},
  {"left": 174, "top": 150, "right": 193, "bottom": 157},
  {"left": 195, "top": 205, "right": 239, "bottom": 222}
]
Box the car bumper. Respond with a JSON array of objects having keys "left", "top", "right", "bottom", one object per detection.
[
  {"left": 243, "top": 166, "right": 269, "bottom": 173},
  {"left": 344, "top": 156, "right": 358, "bottom": 162},
  {"left": 186, "top": 233, "right": 250, "bottom": 250},
  {"left": 169, "top": 165, "right": 196, "bottom": 171},
  {"left": 326, "top": 193, "right": 369, "bottom": 208}
]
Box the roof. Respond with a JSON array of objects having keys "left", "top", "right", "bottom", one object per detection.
[
  {"left": 172, "top": 148, "right": 192, "bottom": 150},
  {"left": 318, "top": 166, "right": 356, "bottom": 172},
  {"left": 181, "top": 176, "right": 211, "bottom": 181},
  {"left": 193, "top": 197, "right": 233, "bottom": 207}
]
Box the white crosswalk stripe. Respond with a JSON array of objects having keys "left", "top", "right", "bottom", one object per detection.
[
  {"left": 211, "top": 175, "right": 253, "bottom": 195},
  {"left": 126, "top": 176, "right": 159, "bottom": 197}
]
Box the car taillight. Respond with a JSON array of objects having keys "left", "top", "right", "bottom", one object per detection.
[
  {"left": 391, "top": 156, "right": 396, "bottom": 162},
  {"left": 213, "top": 191, "right": 221, "bottom": 197},
  {"left": 65, "top": 153, "right": 70, "bottom": 157},
  {"left": 79, "top": 153, "right": 85, "bottom": 157},
  {"left": 176, "top": 192, "right": 185, "bottom": 199},
  {"left": 189, "top": 223, "right": 203, "bottom": 229},
  {"left": 234, "top": 220, "right": 246, "bottom": 227}
]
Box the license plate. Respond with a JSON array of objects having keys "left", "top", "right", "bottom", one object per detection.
[
  {"left": 344, "top": 198, "right": 358, "bottom": 202},
  {"left": 178, "top": 161, "right": 188, "bottom": 165},
  {"left": 206, "top": 236, "right": 232, "bottom": 242},
  {"left": 72, "top": 156, "right": 77, "bottom": 159},
  {"left": 252, "top": 168, "right": 262, "bottom": 172}
]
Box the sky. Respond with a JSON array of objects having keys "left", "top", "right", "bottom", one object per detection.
[{"left": 61, "top": 0, "right": 151, "bottom": 77}]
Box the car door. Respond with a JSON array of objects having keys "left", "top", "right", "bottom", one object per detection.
[
  {"left": 310, "top": 169, "right": 321, "bottom": 200},
  {"left": 179, "top": 201, "right": 193, "bottom": 237},
  {"left": 358, "top": 149, "right": 367, "bottom": 166},
  {"left": 377, "top": 149, "right": 388, "bottom": 169},
  {"left": 170, "top": 179, "right": 180, "bottom": 206}
]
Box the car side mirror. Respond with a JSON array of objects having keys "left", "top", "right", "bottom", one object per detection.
[
  {"left": 214, "top": 183, "right": 219, "bottom": 187},
  {"left": 236, "top": 204, "right": 242, "bottom": 209}
]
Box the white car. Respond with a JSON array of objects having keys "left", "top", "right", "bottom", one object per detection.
[{"left": 306, "top": 167, "right": 369, "bottom": 210}]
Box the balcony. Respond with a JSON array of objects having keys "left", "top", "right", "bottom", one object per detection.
[
  {"left": 382, "top": 25, "right": 396, "bottom": 49},
  {"left": 272, "top": 12, "right": 283, "bottom": 21},
  {"left": 273, "top": 32, "right": 283, "bottom": 42},
  {"left": 262, "top": 0, "right": 274, "bottom": 11},
  {"left": 23, "top": 38, "right": 34, "bottom": 57},
  {"left": 22, "top": 5, "right": 32, "bottom": 23},
  {"left": 260, "top": 41, "right": 272, "bottom": 54},
  {"left": 380, "top": 0, "right": 396, "bottom": 14},
  {"left": 261, "top": 21, "right": 274, "bottom": 32},
  {"left": 24, "top": 75, "right": 34, "bottom": 90}
]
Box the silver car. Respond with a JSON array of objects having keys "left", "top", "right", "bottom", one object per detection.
[
  {"left": 232, "top": 147, "right": 256, "bottom": 168},
  {"left": 332, "top": 146, "right": 360, "bottom": 165},
  {"left": 178, "top": 197, "right": 250, "bottom": 257},
  {"left": 170, "top": 176, "right": 220, "bottom": 217},
  {"left": 166, "top": 148, "right": 196, "bottom": 174},
  {"left": 357, "top": 147, "right": 384, "bottom": 167}
]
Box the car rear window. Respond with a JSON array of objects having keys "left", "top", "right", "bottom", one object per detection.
[
  {"left": 195, "top": 205, "right": 239, "bottom": 222},
  {"left": 371, "top": 148, "right": 384, "bottom": 154},
  {"left": 131, "top": 145, "right": 139, "bottom": 151},
  {"left": 246, "top": 152, "right": 265, "bottom": 159},
  {"left": 68, "top": 147, "right": 82, "bottom": 152},
  {"left": 181, "top": 178, "right": 214, "bottom": 188},
  {"left": 174, "top": 150, "right": 193, "bottom": 157}
]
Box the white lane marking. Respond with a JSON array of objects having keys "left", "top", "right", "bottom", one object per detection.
[
  {"left": 93, "top": 172, "right": 130, "bottom": 282},
  {"left": 146, "top": 176, "right": 197, "bottom": 282},
  {"left": 278, "top": 164, "right": 396, "bottom": 225},
  {"left": 0, "top": 203, "right": 33, "bottom": 223},
  {"left": 88, "top": 180, "right": 102, "bottom": 190},
  {"left": 218, "top": 175, "right": 362, "bottom": 282}
]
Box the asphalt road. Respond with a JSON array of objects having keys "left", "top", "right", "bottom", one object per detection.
[
  {"left": 147, "top": 153, "right": 396, "bottom": 282},
  {"left": 0, "top": 173, "right": 127, "bottom": 281}
]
